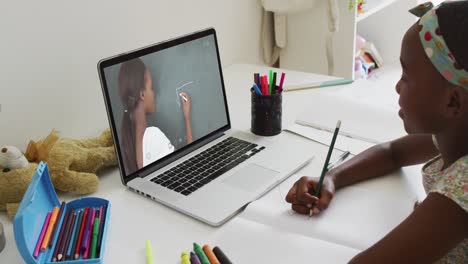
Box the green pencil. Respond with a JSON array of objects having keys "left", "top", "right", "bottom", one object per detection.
[
  {"left": 312, "top": 120, "right": 341, "bottom": 216},
  {"left": 90, "top": 217, "right": 99, "bottom": 259}
]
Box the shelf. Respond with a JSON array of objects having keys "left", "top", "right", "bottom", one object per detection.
[{"left": 356, "top": 0, "right": 400, "bottom": 22}]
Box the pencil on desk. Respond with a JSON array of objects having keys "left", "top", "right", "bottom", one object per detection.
[
  {"left": 283, "top": 79, "right": 353, "bottom": 92},
  {"left": 311, "top": 120, "right": 341, "bottom": 217},
  {"left": 327, "top": 151, "right": 350, "bottom": 170}
]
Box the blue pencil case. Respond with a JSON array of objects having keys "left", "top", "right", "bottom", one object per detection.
[{"left": 14, "top": 162, "right": 110, "bottom": 264}]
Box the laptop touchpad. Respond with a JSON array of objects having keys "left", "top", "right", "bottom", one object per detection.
[{"left": 223, "top": 164, "right": 279, "bottom": 192}]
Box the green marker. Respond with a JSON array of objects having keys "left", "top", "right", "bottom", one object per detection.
[
  {"left": 90, "top": 217, "right": 100, "bottom": 259},
  {"left": 193, "top": 242, "right": 210, "bottom": 264},
  {"left": 269, "top": 69, "right": 273, "bottom": 95}
]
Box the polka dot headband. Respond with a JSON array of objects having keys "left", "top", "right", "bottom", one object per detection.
[{"left": 410, "top": 1, "right": 468, "bottom": 90}]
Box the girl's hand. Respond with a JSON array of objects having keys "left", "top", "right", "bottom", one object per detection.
[
  {"left": 179, "top": 92, "right": 191, "bottom": 120},
  {"left": 285, "top": 175, "right": 336, "bottom": 215}
]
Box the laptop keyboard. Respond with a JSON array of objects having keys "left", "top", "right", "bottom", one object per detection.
[{"left": 150, "top": 137, "right": 265, "bottom": 196}]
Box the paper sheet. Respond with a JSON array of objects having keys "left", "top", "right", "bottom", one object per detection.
[
  {"left": 239, "top": 170, "right": 417, "bottom": 251},
  {"left": 285, "top": 123, "right": 375, "bottom": 155},
  {"left": 213, "top": 218, "right": 359, "bottom": 263},
  {"left": 294, "top": 94, "right": 406, "bottom": 144}
]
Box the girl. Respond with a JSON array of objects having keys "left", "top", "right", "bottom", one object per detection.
[
  {"left": 118, "top": 58, "right": 193, "bottom": 174},
  {"left": 285, "top": 1, "right": 468, "bottom": 263}
]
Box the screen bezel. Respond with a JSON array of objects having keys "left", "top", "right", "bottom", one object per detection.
[{"left": 97, "top": 28, "right": 231, "bottom": 185}]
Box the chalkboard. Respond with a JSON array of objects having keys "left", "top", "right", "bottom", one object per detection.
[{"left": 105, "top": 35, "right": 228, "bottom": 150}]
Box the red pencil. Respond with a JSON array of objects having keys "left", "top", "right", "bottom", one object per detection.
[
  {"left": 74, "top": 207, "right": 89, "bottom": 259},
  {"left": 83, "top": 208, "right": 96, "bottom": 259}
]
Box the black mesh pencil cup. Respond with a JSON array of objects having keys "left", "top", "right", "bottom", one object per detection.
[{"left": 250, "top": 88, "right": 282, "bottom": 136}]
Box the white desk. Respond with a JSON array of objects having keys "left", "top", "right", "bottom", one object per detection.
[{"left": 0, "top": 64, "right": 425, "bottom": 263}]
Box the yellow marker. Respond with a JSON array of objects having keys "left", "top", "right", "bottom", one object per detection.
[
  {"left": 181, "top": 251, "right": 191, "bottom": 264},
  {"left": 41, "top": 206, "right": 59, "bottom": 251},
  {"left": 146, "top": 240, "right": 153, "bottom": 264}
]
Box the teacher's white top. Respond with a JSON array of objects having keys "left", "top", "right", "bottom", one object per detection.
[{"left": 142, "top": 127, "right": 174, "bottom": 167}]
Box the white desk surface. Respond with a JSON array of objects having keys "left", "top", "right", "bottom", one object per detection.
[{"left": 0, "top": 64, "right": 425, "bottom": 263}]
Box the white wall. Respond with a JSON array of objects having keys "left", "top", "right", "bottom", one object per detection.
[{"left": 0, "top": 0, "right": 264, "bottom": 149}]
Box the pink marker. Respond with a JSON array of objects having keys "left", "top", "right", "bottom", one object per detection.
[
  {"left": 34, "top": 212, "right": 52, "bottom": 258},
  {"left": 279, "top": 72, "right": 286, "bottom": 93}
]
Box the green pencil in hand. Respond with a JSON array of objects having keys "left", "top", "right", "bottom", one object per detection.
[{"left": 311, "top": 120, "right": 341, "bottom": 217}]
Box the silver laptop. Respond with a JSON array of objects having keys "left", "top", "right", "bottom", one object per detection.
[{"left": 97, "top": 28, "right": 312, "bottom": 226}]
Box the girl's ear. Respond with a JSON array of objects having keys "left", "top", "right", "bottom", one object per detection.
[
  {"left": 445, "top": 86, "right": 467, "bottom": 118},
  {"left": 139, "top": 90, "right": 145, "bottom": 101}
]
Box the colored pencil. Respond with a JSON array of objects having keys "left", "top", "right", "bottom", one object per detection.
[
  {"left": 41, "top": 206, "right": 58, "bottom": 251},
  {"left": 51, "top": 209, "right": 71, "bottom": 262},
  {"left": 311, "top": 120, "right": 341, "bottom": 217},
  {"left": 33, "top": 212, "right": 51, "bottom": 258},
  {"left": 48, "top": 201, "right": 65, "bottom": 248},
  {"left": 83, "top": 208, "right": 96, "bottom": 259},
  {"left": 58, "top": 209, "right": 75, "bottom": 261},
  {"left": 66, "top": 210, "right": 81, "bottom": 260},
  {"left": 96, "top": 205, "right": 107, "bottom": 257},
  {"left": 75, "top": 207, "right": 89, "bottom": 259},
  {"left": 69, "top": 209, "right": 83, "bottom": 260},
  {"left": 90, "top": 217, "right": 100, "bottom": 258}
]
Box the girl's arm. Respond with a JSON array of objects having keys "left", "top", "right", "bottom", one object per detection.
[
  {"left": 180, "top": 92, "right": 193, "bottom": 144},
  {"left": 286, "top": 134, "right": 439, "bottom": 213},
  {"left": 185, "top": 118, "right": 193, "bottom": 144},
  {"left": 349, "top": 192, "right": 468, "bottom": 263},
  {"left": 331, "top": 134, "right": 439, "bottom": 189}
]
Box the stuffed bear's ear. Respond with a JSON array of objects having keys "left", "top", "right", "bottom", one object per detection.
[
  {"left": 25, "top": 130, "right": 60, "bottom": 162},
  {"left": 37, "top": 130, "right": 60, "bottom": 161},
  {"left": 25, "top": 140, "right": 39, "bottom": 162}
]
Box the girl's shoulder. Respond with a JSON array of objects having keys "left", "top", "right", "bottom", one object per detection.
[
  {"left": 145, "top": 126, "right": 164, "bottom": 136},
  {"left": 422, "top": 155, "right": 468, "bottom": 212}
]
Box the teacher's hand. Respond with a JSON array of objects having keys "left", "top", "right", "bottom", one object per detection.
[
  {"left": 179, "top": 92, "right": 191, "bottom": 120},
  {"left": 285, "top": 175, "right": 335, "bottom": 216}
]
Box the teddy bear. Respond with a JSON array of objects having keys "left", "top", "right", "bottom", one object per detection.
[{"left": 0, "top": 129, "right": 117, "bottom": 218}]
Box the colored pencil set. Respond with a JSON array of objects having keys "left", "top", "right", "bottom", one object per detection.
[
  {"left": 180, "top": 243, "right": 232, "bottom": 264},
  {"left": 33, "top": 201, "right": 108, "bottom": 262},
  {"left": 252, "top": 70, "right": 286, "bottom": 96}
]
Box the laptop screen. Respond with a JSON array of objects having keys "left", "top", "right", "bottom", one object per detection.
[{"left": 99, "top": 29, "right": 230, "bottom": 179}]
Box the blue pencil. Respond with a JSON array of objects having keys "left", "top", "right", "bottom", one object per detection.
[
  {"left": 66, "top": 210, "right": 82, "bottom": 260},
  {"left": 252, "top": 83, "right": 262, "bottom": 96}
]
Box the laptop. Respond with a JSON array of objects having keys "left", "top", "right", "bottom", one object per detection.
[{"left": 97, "top": 28, "right": 312, "bottom": 226}]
